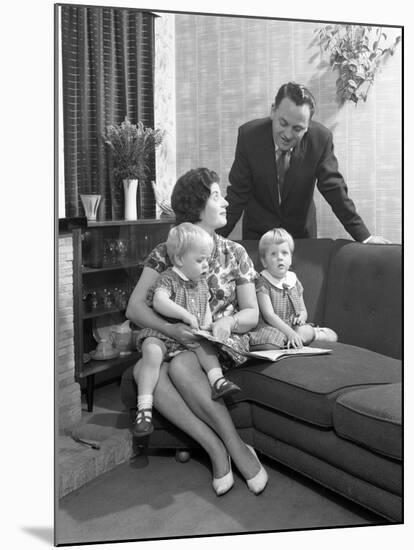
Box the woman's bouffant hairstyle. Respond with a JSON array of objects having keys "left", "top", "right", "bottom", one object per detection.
[
  {"left": 171, "top": 168, "right": 220, "bottom": 224},
  {"left": 258, "top": 227, "right": 295, "bottom": 261},
  {"left": 166, "top": 222, "right": 214, "bottom": 264}
]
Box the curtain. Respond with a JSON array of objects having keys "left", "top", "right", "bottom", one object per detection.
[{"left": 61, "top": 5, "right": 156, "bottom": 220}]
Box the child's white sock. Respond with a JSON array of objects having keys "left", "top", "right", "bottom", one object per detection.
[
  {"left": 207, "top": 367, "right": 224, "bottom": 388},
  {"left": 137, "top": 394, "right": 153, "bottom": 418}
]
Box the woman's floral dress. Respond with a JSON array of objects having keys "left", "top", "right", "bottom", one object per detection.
[{"left": 140, "top": 233, "right": 258, "bottom": 368}]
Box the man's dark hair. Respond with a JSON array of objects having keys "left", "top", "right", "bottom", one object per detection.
[
  {"left": 274, "top": 82, "right": 316, "bottom": 119},
  {"left": 171, "top": 167, "right": 219, "bottom": 225}
]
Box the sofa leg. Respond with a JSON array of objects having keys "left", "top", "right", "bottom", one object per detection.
[
  {"left": 131, "top": 434, "right": 149, "bottom": 456},
  {"left": 175, "top": 449, "right": 191, "bottom": 463}
]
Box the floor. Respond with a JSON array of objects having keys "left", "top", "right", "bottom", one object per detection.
[
  {"left": 56, "top": 382, "right": 384, "bottom": 546},
  {"left": 56, "top": 451, "right": 383, "bottom": 546}
]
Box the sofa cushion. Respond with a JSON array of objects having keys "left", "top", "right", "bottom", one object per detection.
[
  {"left": 241, "top": 238, "right": 336, "bottom": 325},
  {"left": 333, "top": 383, "right": 402, "bottom": 460},
  {"left": 227, "top": 342, "right": 401, "bottom": 428},
  {"left": 324, "top": 242, "right": 402, "bottom": 359}
]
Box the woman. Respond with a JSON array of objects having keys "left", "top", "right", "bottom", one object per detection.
[{"left": 126, "top": 167, "right": 268, "bottom": 496}]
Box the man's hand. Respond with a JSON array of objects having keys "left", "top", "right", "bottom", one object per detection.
[{"left": 365, "top": 235, "right": 391, "bottom": 244}]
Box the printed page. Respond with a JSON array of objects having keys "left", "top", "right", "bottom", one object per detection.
[{"left": 193, "top": 330, "right": 331, "bottom": 361}]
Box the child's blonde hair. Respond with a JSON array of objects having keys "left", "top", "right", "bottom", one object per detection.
[
  {"left": 258, "top": 228, "right": 295, "bottom": 260},
  {"left": 166, "top": 222, "right": 214, "bottom": 264}
]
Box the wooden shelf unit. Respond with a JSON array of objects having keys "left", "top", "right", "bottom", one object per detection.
[{"left": 72, "top": 218, "right": 173, "bottom": 411}]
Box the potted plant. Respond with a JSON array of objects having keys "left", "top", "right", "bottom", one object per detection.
[
  {"left": 317, "top": 25, "right": 401, "bottom": 105},
  {"left": 103, "top": 118, "right": 164, "bottom": 220}
]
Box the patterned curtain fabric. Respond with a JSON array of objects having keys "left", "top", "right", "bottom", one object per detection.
[{"left": 61, "top": 6, "right": 156, "bottom": 220}]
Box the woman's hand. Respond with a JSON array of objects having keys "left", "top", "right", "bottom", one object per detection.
[
  {"left": 211, "top": 316, "right": 234, "bottom": 342},
  {"left": 166, "top": 323, "right": 200, "bottom": 348},
  {"left": 285, "top": 329, "right": 303, "bottom": 349}
]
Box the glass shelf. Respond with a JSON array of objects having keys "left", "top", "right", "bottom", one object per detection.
[
  {"left": 82, "top": 305, "right": 127, "bottom": 320},
  {"left": 82, "top": 261, "right": 144, "bottom": 274},
  {"left": 79, "top": 352, "right": 140, "bottom": 378}
]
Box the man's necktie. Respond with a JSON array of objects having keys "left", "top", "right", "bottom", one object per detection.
[{"left": 276, "top": 149, "right": 290, "bottom": 203}]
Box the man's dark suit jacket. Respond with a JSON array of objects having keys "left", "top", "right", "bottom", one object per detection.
[{"left": 219, "top": 117, "right": 370, "bottom": 241}]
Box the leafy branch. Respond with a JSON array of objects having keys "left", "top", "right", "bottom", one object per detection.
[
  {"left": 317, "top": 25, "right": 401, "bottom": 105},
  {"left": 103, "top": 118, "right": 164, "bottom": 181}
]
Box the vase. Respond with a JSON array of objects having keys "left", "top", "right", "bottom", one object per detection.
[
  {"left": 80, "top": 194, "right": 102, "bottom": 221},
  {"left": 123, "top": 179, "right": 139, "bottom": 220}
]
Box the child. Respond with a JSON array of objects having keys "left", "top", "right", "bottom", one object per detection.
[
  {"left": 133, "top": 223, "right": 241, "bottom": 437},
  {"left": 250, "top": 228, "right": 338, "bottom": 350}
]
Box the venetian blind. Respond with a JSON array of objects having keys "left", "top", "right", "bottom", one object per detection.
[{"left": 61, "top": 5, "right": 156, "bottom": 220}]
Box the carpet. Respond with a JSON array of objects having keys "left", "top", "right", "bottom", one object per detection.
[{"left": 56, "top": 450, "right": 382, "bottom": 545}]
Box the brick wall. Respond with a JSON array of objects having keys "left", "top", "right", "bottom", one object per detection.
[{"left": 57, "top": 234, "right": 82, "bottom": 431}]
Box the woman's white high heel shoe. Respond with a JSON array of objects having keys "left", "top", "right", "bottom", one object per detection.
[
  {"left": 245, "top": 444, "right": 268, "bottom": 495},
  {"left": 212, "top": 457, "right": 234, "bottom": 496}
]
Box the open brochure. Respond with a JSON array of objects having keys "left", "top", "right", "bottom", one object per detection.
[{"left": 193, "top": 329, "right": 331, "bottom": 362}]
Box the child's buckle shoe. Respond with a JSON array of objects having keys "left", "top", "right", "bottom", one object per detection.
[
  {"left": 211, "top": 377, "right": 241, "bottom": 400},
  {"left": 132, "top": 408, "right": 154, "bottom": 437}
]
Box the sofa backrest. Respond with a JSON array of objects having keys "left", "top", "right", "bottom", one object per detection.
[
  {"left": 240, "top": 238, "right": 335, "bottom": 325},
  {"left": 240, "top": 238, "right": 402, "bottom": 360},
  {"left": 324, "top": 242, "right": 402, "bottom": 359}
]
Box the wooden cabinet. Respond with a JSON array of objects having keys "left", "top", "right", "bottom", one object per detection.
[{"left": 72, "top": 219, "right": 173, "bottom": 411}]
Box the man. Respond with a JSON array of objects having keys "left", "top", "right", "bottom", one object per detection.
[{"left": 218, "top": 82, "right": 389, "bottom": 243}]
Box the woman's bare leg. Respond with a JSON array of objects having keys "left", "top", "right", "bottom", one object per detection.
[
  {"left": 169, "top": 351, "right": 261, "bottom": 480},
  {"left": 149, "top": 360, "right": 229, "bottom": 479}
]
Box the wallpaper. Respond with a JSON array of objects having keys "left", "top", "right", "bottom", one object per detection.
[
  {"left": 154, "top": 13, "right": 177, "bottom": 218},
  {"left": 173, "top": 14, "right": 402, "bottom": 242}
]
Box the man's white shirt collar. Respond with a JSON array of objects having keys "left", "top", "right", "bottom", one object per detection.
[{"left": 261, "top": 269, "right": 297, "bottom": 289}]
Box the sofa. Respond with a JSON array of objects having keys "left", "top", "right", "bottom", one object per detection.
[{"left": 120, "top": 238, "right": 402, "bottom": 522}]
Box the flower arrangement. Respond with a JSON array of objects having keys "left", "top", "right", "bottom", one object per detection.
[
  {"left": 103, "top": 118, "right": 164, "bottom": 181},
  {"left": 317, "top": 25, "right": 401, "bottom": 105}
]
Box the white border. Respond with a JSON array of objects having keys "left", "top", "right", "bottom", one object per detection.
[{"left": 2, "top": 1, "right": 410, "bottom": 549}]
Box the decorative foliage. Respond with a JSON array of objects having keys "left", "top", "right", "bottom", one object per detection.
[
  {"left": 103, "top": 118, "right": 164, "bottom": 181},
  {"left": 317, "top": 25, "right": 401, "bottom": 105}
]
